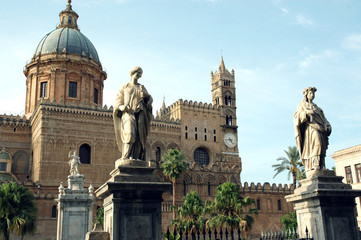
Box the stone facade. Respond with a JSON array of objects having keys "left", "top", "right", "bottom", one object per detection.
[
  {"left": 331, "top": 144, "right": 361, "bottom": 229},
  {"left": 0, "top": 1, "right": 295, "bottom": 239}
]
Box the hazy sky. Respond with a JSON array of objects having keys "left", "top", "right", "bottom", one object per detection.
[{"left": 0, "top": 0, "right": 360, "bottom": 185}]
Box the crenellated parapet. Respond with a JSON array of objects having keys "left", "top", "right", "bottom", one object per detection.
[
  {"left": 156, "top": 98, "right": 220, "bottom": 120},
  {"left": 0, "top": 114, "right": 31, "bottom": 127},
  {"left": 241, "top": 182, "right": 294, "bottom": 194},
  {"left": 32, "top": 98, "right": 113, "bottom": 119}
]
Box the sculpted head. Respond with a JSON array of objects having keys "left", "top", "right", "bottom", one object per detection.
[
  {"left": 303, "top": 87, "right": 317, "bottom": 101},
  {"left": 129, "top": 66, "right": 143, "bottom": 78}
]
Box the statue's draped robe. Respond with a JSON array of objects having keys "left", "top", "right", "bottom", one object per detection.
[
  {"left": 113, "top": 83, "right": 152, "bottom": 160},
  {"left": 293, "top": 100, "right": 331, "bottom": 171}
]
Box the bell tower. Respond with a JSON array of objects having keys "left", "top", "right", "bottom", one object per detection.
[{"left": 211, "top": 57, "right": 238, "bottom": 153}]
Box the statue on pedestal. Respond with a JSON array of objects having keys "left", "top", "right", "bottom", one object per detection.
[
  {"left": 113, "top": 66, "right": 153, "bottom": 161},
  {"left": 294, "top": 87, "right": 331, "bottom": 175},
  {"left": 68, "top": 150, "right": 81, "bottom": 175}
]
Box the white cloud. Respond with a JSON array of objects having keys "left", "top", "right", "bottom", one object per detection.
[
  {"left": 342, "top": 34, "right": 361, "bottom": 50},
  {"left": 281, "top": 8, "right": 288, "bottom": 14},
  {"left": 298, "top": 50, "right": 337, "bottom": 69},
  {"left": 296, "top": 14, "right": 313, "bottom": 26}
]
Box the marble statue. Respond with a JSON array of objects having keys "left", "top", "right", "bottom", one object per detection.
[
  {"left": 294, "top": 87, "right": 331, "bottom": 175},
  {"left": 113, "top": 66, "right": 153, "bottom": 160},
  {"left": 68, "top": 150, "right": 81, "bottom": 175}
]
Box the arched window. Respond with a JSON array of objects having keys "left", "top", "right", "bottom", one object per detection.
[
  {"left": 226, "top": 116, "right": 229, "bottom": 125},
  {"left": 155, "top": 147, "right": 161, "bottom": 168},
  {"left": 214, "top": 136, "right": 216, "bottom": 142},
  {"left": 224, "top": 96, "right": 227, "bottom": 105},
  {"left": 185, "top": 133, "right": 188, "bottom": 139},
  {"left": 183, "top": 181, "right": 186, "bottom": 196},
  {"left": 228, "top": 96, "right": 232, "bottom": 105},
  {"left": 278, "top": 200, "right": 282, "bottom": 211},
  {"left": 257, "top": 199, "right": 261, "bottom": 210},
  {"left": 204, "top": 128, "right": 207, "bottom": 133},
  {"left": 195, "top": 134, "right": 198, "bottom": 140},
  {"left": 52, "top": 205, "right": 57, "bottom": 218},
  {"left": 194, "top": 148, "right": 209, "bottom": 166},
  {"left": 228, "top": 116, "right": 233, "bottom": 125},
  {"left": 207, "top": 182, "right": 211, "bottom": 196},
  {"left": 204, "top": 135, "right": 207, "bottom": 141},
  {"left": 79, "top": 144, "right": 91, "bottom": 164}
]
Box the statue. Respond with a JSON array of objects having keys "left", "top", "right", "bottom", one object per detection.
[
  {"left": 68, "top": 150, "right": 81, "bottom": 175},
  {"left": 294, "top": 87, "right": 331, "bottom": 175},
  {"left": 113, "top": 66, "right": 153, "bottom": 160}
]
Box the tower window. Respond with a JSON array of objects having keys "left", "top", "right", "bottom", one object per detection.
[
  {"left": 257, "top": 199, "right": 261, "bottom": 210},
  {"left": 155, "top": 147, "right": 161, "bottom": 168},
  {"left": 185, "top": 126, "right": 188, "bottom": 130},
  {"left": 204, "top": 135, "right": 207, "bottom": 141},
  {"left": 278, "top": 200, "right": 282, "bottom": 211},
  {"left": 183, "top": 181, "right": 187, "bottom": 196},
  {"left": 195, "top": 127, "right": 197, "bottom": 132},
  {"left": 185, "top": 132, "right": 188, "bottom": 139},
  {"left": 68, "top": 17, "right": 72, "bottom": 24},
  {"left": 204, "top": 128, "right": 207, "bottom": 133},
  {"left": 228, "top": 96, "right": 232, "bottom": 105},
  {"left": 194, "top": 147, "right": 209, "bottom": 166},
  {"left": 0, "top": 163, "right": 6, "bottom": 171},
  {"left": 94, "top": 88, "right": 98, "bottom": 104},
  {"left": 195, "top": 134, "right": 198, "bottom": 140},
  {"left": 226, "top": 116, "right": 233, "bottom": 126},
  {"left": 207, "top": 182, "right": 211, "bottom": 196},
  {"left": 40, "top": 82, "right": 47, "bottom": 98},
  {"left": 79, "top": 144, "right": 91, "bottom": 164},
  {"left": 214, "top": 136, "right": 216, "bottom": 142},
  {"left": 214, "top": 129, "right": 216, "bottom": 134},
  {"left": 51, "top": 205, "right": 57, "bottom": 218},
  {"left": 69, "top": 82, "right": 77, "bottom": 98}
]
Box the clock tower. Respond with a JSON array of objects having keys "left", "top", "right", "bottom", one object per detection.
[{"left": 211, "top": 57, "right": 239, "bottom": 155}]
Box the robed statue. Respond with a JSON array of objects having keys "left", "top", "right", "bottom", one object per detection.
[
  {"left": 293, "top": 87, "right": 331, "bottom": 176},
  {"left": 68, "top": 150, "right": 81, "bottom": 175},
  {"left": 113, "top": 66, "right": 153, "bottom": 160}
]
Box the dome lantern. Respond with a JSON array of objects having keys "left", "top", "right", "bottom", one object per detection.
[{"left": 58, "top": 0, "right": 79, "bottom": 30}]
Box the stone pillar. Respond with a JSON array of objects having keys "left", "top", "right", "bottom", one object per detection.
[
  {"left": 56, "top": 175, "right": 94, "bottom": 240},
  {"left": 286, "top": 170, "right": 361, "bottom": 240},
  {"left": 95, "top": 160, "right": 171, "bottom": 240}
]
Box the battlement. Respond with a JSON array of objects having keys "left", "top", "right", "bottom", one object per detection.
[
  {"left": 241, "top": 182, "right": 294, "bottom": 194},
  {"left": 32, "top": 98, "right": 114, "bottom": 119},
  {"left": 0, "top": 114, "right": 31, "bottom": 127}
]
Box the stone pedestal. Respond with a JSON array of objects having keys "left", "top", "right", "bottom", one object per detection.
[
  {"left": 286, "top": 170, "right": 361, "bottom": 240},
  {"left": 56, "top": 175, "right": 94, "bottom": 240},
  {"left": 95, "top": 162, "right": 171, "bottom": 240}
]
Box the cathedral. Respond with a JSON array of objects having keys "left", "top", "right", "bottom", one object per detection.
[{"left": 0, "top": 1, "right": 293, "bottom": 239}]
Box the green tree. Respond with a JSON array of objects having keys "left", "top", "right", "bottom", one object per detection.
[
  {"left": 161, "top": 149, "right": 187, "bottom": 220},
  {"left": 172, "top": 192, "right": 206, "bottom": 233},
  {"left": 281, "top": 212, "right": 297, "bottom": 238},
  {"left": 272, "top": 146, "right": 303, "bottom": 187},
  {"left": 207, "top": 182, "right": 257, "bottom": 239},
  {"left": 95, "top": 207, "right": 104, "bottom": 227},
  {"left": 0, "top": 182, "right": 37, "bottom": 240}
]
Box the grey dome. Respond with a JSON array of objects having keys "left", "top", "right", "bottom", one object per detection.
[{"left": 34, "top": 27, "right": 100, "bottom": 63}]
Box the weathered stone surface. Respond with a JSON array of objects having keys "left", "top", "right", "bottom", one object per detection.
[
  {"left": 286, "top": 170, "right": 361, "bottom": 240},
  {"left": 56, "top": 175, "right": 94, "bottom": 240},
  {"left": 96, "top": 164, "right": 171, "bottom": 240},
  {"left": 85, "top": 223, "right": 110, "bottom": 240}
]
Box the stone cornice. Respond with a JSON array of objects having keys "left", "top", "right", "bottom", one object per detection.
[{"left": 331, "top": 144, "right": 361, "bottom": 159}]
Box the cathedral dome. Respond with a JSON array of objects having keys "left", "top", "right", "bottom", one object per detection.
[{"left": 34, "top": 27, "right": 100, "bottom": 63}]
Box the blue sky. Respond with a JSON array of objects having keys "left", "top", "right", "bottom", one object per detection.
[{"left": 0, "top": 0, "right": 360, "bottom": 185}]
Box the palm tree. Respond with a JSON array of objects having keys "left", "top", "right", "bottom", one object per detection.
[
  {"left": 207, "top": 182, "right": 257, "bottom": 238},
  {"left": 172, "top": 191, "right": 206, "bottom": 234},
  {"left": 161, "top": 149, "right": 187, "bottom": 220},
  {"left": 0, "top": 182, "right": 37, "bottom": 240},
  {"left": 272, "top": 146, "right": 303, "bottom": 187}
]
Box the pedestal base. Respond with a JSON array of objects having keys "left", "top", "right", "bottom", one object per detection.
[
  {"left": 286, "top": 170, "right": 361, "bottom": 240},
  {"left": 95, "top": 164, "right": 171, "bottom": 240}
]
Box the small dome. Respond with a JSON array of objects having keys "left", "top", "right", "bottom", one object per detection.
[
  {"left": 34, "top": 27, "right": 100, "bottom": 63},
  {"left": 0, "top": 148, "right": 11, "bottom": 161}
]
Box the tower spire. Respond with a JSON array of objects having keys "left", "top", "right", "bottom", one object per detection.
[{"left": 219, "top": 56, "right": 226, "bottom": 72}]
